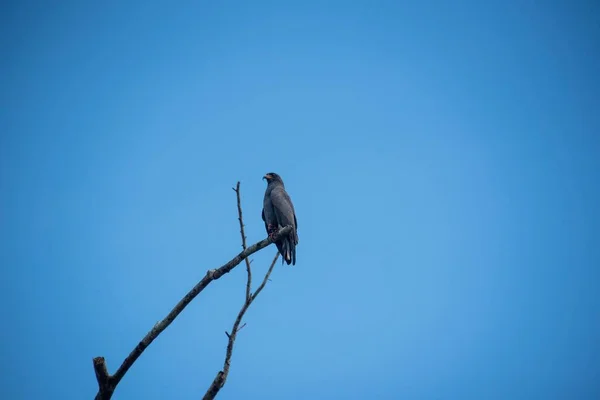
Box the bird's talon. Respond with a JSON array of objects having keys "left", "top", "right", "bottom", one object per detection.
[{"left": 267, "top": 224, "right": 278, "bottom": 239}]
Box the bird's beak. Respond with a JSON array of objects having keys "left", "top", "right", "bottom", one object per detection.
[{"left": 263, "top": 174, "right": 272, "bottom": 180}]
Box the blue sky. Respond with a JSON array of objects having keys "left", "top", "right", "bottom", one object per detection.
[{"left": 1, "top": 1, "right": 599, "bottom": 399}]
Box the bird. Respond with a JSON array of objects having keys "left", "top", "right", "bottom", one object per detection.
[{"left": 262, "top": 172, "right": 299, "bottom": 265}]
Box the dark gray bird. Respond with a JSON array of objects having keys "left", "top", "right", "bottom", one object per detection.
[{"left": 262, "top": 172, "right": 299, "bottom": 265}]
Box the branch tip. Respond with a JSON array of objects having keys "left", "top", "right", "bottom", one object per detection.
[{"left": 93, "top": 356, "right": 109, "bottom": 380}]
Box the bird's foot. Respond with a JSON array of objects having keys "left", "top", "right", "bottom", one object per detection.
[{"left": 267, "top": 224, "right": 278, "bottom": 240}]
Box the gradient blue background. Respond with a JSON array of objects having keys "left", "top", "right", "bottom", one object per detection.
[{"left": 1, "top": 1, "right": 599, "bottom": 399}]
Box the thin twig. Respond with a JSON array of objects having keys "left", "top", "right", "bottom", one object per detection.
[
  {"left": 251, "top": 254, "right": 278, "bottom": 302},
  {"left": 202, "top": 252, "right": 280, "bottom": 400},
  {"left": 233, "top": 182, "right": 252, "bottom": 302},
  {"left": 92, "top": 224, "right": 292, "bottom": 400}
]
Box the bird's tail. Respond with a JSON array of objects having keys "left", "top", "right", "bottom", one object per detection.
[
  {"left": 275, "top": 240, "right": 285, "bottom": 264},
  {"left": 280, "top": 231, "right": 297, "bottom": 266}
]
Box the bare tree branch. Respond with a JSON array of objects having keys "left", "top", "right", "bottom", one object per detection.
[
  {"left": 93, "top": 357, "right": 111, "bottom": 398},
  {"left": 233, "top": 182, "right": 252, "bottom": 302},
  {"left": 203, "top": 182, "right": 279, "bottom": 399},
  {"left": 203, "top": 252, "right": 279, "bottom": 400},
  {"left": 92, "top": 181, "right": 292, "bottom": 400}
]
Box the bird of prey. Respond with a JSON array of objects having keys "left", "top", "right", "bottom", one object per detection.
[{"left": 262, "top": 172, "right": 299, "bottom": 265}]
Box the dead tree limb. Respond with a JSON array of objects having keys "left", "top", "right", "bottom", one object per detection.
[
  {"left": 92, "top": 181, "right": 291, "bottom": 400},
  {"left": 203, "top": 252, "right": 279, "bottom": 400},
  {"left": 233, "top": 182, "right": 253, "bottom": 302},
  {"left": 203, "top": 182, "right": 279, "bottom": 399}
]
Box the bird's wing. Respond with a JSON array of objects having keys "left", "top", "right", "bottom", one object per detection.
[
  {"left": 271, "top": 186, "right": 298, "bottom": 264},
  {"left": 261, "top": 208, "right": 268, "bottom": 232},
  {"left": 270, "top": 187, "right": 297, "bottom": 230}
]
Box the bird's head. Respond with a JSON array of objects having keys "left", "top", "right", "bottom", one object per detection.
[{"left": 263, "top": 172, "right": 283, "bottom": 185}]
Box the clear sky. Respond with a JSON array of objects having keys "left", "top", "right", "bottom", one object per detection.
[{"left": 1, "top": 1, "right": 599, "bottom": 399}]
